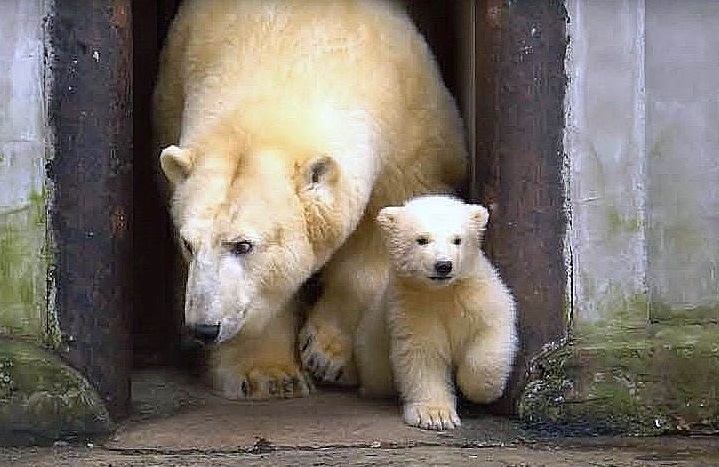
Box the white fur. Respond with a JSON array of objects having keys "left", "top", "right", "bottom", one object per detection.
[
  {"left": 153, "top": 0, "right": 467, "bottom": 398},
  {"left": 357, "top": 195, "right": 518, "bottom": 430}
]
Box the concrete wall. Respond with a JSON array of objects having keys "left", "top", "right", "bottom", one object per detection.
[
  {"left": 645, "top": 1, "right": 719, "bottom": 323},
  {"left": 0, "top": 0, "right": 51, "bottom": 342},
  {"left": 0, "top": 2, "right": 113, "bottom": 442},
  {"left": 566, "top": 0, "right": 719, "bottom": 330},
  {"left": 526, "top": 0, "right": 719, "bottom": 434},
  {"left": 565, "top": 0, "right": 648, "bottom": 328}
]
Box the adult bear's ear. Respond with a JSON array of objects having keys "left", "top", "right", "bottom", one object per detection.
[
  {"left": 295, "top": 155, "right": 339, "bottom": 193},
  {"left": 468, "top": 204, "right": 490, "bottom": 232},
  {"left": 376, "top": 206, "right": 402, "bottom": 233},
  {"left": 160, "top": 145, "right": 196, "bottom": 186}
]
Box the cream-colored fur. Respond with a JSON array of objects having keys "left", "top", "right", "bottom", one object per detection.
[
  {"left": 358, "top": 195, "right": 517, "bottom": 430},
  {"left": 153, "top": 0, "right": 466, "bottom": 399}
]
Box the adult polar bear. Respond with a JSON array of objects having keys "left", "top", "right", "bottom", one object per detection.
[{"left": 153, "top": 0, "right": 467, "bottom": 399}]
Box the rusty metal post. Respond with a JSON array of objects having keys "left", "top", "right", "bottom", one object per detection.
[
  {"left": 474, "top": 0, "right": 569, "bottom": 414},
  {"left": 48, "top": 0, "right": 133, "bottom": 419}
]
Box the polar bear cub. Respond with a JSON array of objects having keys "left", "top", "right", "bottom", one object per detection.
[{"left": 359, "top": 195, "right": 517, "bottom": 430}]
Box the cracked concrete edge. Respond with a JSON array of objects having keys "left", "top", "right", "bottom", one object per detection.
[
  {"left": 517, "top": 324, "right": 719, "bottom": 436},
  {"left": 0, "top": 338, "right": 113, "bottom": 446},
  {"left": 105, "top": 430, "right": 527, "bottom": 454},
  {"left": 5, "top": 436, "right": 719, "bottom": 467}
]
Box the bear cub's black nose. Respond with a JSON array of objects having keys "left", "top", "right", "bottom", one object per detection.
[
  {"left": 434, "top": 260, "right": 453, "bottom": 276},
  {"left": 189, "top": 323, "right": 221, "bottom": 344}
]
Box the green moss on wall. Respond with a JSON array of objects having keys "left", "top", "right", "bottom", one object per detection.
[
  {"left": 650, "top": 302, "right": 719, "bottom": 325},
  {"left": 522, "top": 287, "right": 718, "bottom": 436},
  {"left": 574, "top": 289, "right": 650, "bottom": 342},
  {"left": 519, "top": 319, "right": 719, "bottom": 436},
  {"left": 606, "top": 205, "right": 641, "bottom": 234},
  {"left": 0, "top": 189, "right": 58, "bottom": 346},
  {"left": 0, "top": 192, "right": 109, "bottom": 444},
  {"left": 0, "top": 339, "right": 111, "bottom": 445}
]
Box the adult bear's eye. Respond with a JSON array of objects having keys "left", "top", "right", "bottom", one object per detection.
[
  {"left": 229, "top": 240, "right": 253, "bottom": 255},
  {"left": 452, "top": 237, "right": 462, "bottom": 246},
  {"left": 416, "top": 236, "right": 430, "bottom": 246},
  {"left": 182, "top": 239, "right": 194, "bottom": 256}
]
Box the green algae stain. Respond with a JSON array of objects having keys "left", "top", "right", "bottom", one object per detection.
[
  {"left": 606, "top": 205, "right": 641, "bottom": 234},
  {"left": 0, "top": 189, "right": 49, "bottom": 342},
  {"left": 596, "top": 293, "right": 649, "bottom": 329},
  {"left": 650, "top": 301, "right": 719, "bottom": 325},
  {"left": 519, "top": 321, "right": 719, "bottom": 436},
  {"left": 0, "top": 339, "right": 111, "bottom": 444}
]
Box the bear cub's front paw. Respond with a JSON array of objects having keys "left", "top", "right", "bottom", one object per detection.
[
  {"left": 403, "top": 402, "right": 461, "bottom": 431},
  {"left": 299, "top": 322, "right": 357, "bottom": 385}
]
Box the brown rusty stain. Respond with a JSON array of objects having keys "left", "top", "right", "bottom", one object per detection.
[
  {"left": 474, "top": 0, "right": 568, "bottom": 415},
  {"left": 111, "top": 206, "right": 128, "bottom": 237},
  {"left": 111, "top": 3, "right": 130, "bottom": 29},
  {"left": 49, "top": 0, "right": 133, "bottom": 420},
  {"left": 486, "top": 0, "right": 505, "bottom": 29}
]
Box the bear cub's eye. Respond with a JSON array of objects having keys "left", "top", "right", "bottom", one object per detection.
[
  {"left": 229, "top": 240, "right": 253, "bottom": 255},
  {"left": 182, "top": 239, "right": 193, "bottom": 256},
  {"left": 416, "top": 236, "right": 430, "bottom": 246},
  {"left": 452, "top": 237, "right": 462, "bottom": 246}
]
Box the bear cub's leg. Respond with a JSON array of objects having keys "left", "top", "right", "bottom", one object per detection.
[
  {"left": 391, "top": 326, "right": 461, "bottom": 430},
  {"left": 455, "top": 331, "right": 515, "bottom": 405}
]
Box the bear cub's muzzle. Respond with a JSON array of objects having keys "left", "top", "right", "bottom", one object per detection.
[{"left": 430, "top": 260, "right": 454, "bottom": 281}]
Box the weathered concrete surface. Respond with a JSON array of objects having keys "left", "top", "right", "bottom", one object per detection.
[
  {"left": 645, "top": 0, "right": 719, "bottom": 322},
  {"left": 519, "top": 326, "right": 719, "bottom": 436},
  {"left": 0, "top": 0, "right": 52, "bottom": 343},
  {"left": 0, "top": 339, "right": 111, "bottom": 446},
  {"left": 4, "top": 440, "right": 719, "bottom": 467},
  {"left": 521, "top": 0, "right": 719, "bottom": 435},
  {"left": 564, "top": 0, "right": 648, "bottom": 327},
  {"left": 107, "top": 370, "right": 520, "bottom": 450},
  {"left": 0, "top": 1, "right": 112, "bottom": 445},
  {"left": 2, "top": 370, "right": 719, "bottom": 466}
]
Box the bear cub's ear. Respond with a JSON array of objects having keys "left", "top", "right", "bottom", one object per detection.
[
  {"left": 160, "top": 145, "right": 196, "bottom": 186},
  {"left": 467, "top": 204, "right": 490, "bottom": 232},
  {"left": 376, "top": 206, "right": 402, "bottom": 232}
]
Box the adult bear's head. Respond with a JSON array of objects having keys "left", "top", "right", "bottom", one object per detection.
[
  {"left": 160, "top": 129, "right": 370, "bottom": 343},
  {"left": 159, "top": 102, "right": 377, "bottom": 343}
]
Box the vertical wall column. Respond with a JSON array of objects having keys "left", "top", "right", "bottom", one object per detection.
[
  {"left": 474, "top": 0, "right": 569, "bottom": 412},
  {"left": 565, "top": 0, "right": 649, "bottom": 332},
  {"left": 48, "top": 0, "right": 133, "bottom": 419}
]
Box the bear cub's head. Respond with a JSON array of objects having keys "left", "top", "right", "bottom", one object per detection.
[{"left": 376, "top": 195, "right": 489, "bottom": 287}]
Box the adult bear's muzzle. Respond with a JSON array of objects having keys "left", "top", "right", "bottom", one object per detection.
[{"left": 187, "top": 322, "right": 221, "bottom": 344}]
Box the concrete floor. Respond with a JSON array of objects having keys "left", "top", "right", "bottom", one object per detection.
[{"left": 3, "top": 369, "right": 718, "bottom": 466}]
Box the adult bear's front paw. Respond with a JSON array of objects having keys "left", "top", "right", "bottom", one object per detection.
[
  {"left": 210, "top": 362, "right": 314, "bottom": 400},
  {"left": 299, "top": 321, "right": 357, "bottom": 385}
]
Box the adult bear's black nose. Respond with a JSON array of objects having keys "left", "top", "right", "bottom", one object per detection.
[
  {"left": 188, "top": 323, "right": 221, "bottom": 344},
  {"left": 434, "top": 260, "right": 453, "bottom": 276}
]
